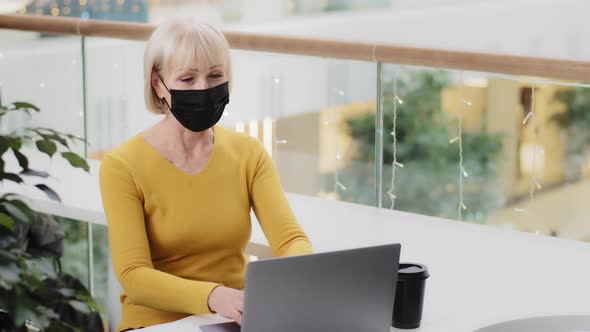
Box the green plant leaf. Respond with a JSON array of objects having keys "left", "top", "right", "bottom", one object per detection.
[
  {"left": 60, "top": 152, "right": 89, "bottom": 172},
  {"left": 7, "top": 137, "right": 22, "bottom": 150},
  {"left": 65, "top": 133, "right": 86, "bottom": 143},
  {"left": 49, "top": 134, "right": 68, "bottom": 149},
  {"left": 57, "top": 288, "right": 76, "bottom": 297},
  {"left": 0, "top": 260, "right": 21, "bottom": 283},
  {"left": 76, "top": 291, "right": 101, "bottom": 312},
  {"left": 0, "top": 212, "right": 15, "bottom": 230},
  {"left": 67, "top": 300, "right": 90, "bottom": 315},
  {"left": 11, "top": 102, "right": 40, "bottom": 112},
  {"left": 46, "top": 319, "right": 81, "bottom": 332},
  {"left": 1, "top": 173, "right": 23, "bottom": 184},
  {"left": 35, "top": 184, "right": 61, "bottom": 202},
  {"left": 30, "top": 129, "right": 69, "bottom": 148},
  {"left": 6, "top": 199, "right": 33, "bottom": 219},
  {"left": 1, "top": 201, "right": 31, "bottom": 224},
  {"left": 11, "top": 148, "right": 28, "bottom": 171},
  {"left": 37, "top": 305, "right": 59, "bottom": 320},
  {"left": 29, "top": 258, "right": 56, "bottom": 279},
  {"left": 23, "top": 306, "right": 52, "bottom": 330},
  {"left": 35, "top": 139, "right": 57, "bottom": 158},
  {"left": 13, "top": 286, "right": 30, "bottom": 327},
  {"left": 0, "top": 138, "right": 10, "bottom": 156},
  {"left": 0, "top": 193, "right": 19, "bottom": 200},
  {"left": 21, "top": 169, "right": 50, "bottom": 178},
  {"left": 0, "top": 277, "right": 12, "bottom": 290},
  {"left": 0, "top": 105, "right": 31, "bottom": 118}
]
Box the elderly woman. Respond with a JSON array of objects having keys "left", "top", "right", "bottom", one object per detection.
[{"left": 99, "top": 17, "right": 312, "bottom": 332}]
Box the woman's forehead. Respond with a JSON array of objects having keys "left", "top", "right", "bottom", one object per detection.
[{"left": 167, "top": 57, "right": 225, "bottom": 74}]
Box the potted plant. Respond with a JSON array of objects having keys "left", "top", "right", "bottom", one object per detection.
[{"left": 0, "top": 101, "right": 104, "bottom": 331}]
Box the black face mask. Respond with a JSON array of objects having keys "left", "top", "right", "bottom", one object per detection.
[{"left": 158, "top": 75, "right": 230, "bottom": 132}]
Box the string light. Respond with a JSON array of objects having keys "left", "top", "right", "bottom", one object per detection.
[
  {"left": 268, "top": 75, "right": 289, "bottom": 159},
  {"left": 386, "top": 71, "right": 404, "bottom": 209},
  {"left": 450, "top": 72, "right": 471, "bottom": 220},
  {"left": 515, "top": 82, "right": 540, "bottom": 216},
  {"left": 328, "top": 88, "right": 346, "bottom": 195},
  {"left": 333, "top": 88, "right": 344, "bottom": 96}
]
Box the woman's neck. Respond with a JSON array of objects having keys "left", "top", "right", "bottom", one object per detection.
[{"left": 152, "top": 115, "right": 214, "bottom": 155}]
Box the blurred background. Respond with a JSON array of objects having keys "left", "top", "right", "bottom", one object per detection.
[{"left": 1, "top": 0, "right": 589, "bottom": 326}]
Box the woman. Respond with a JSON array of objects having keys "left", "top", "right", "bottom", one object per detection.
[{"left": 99, "top": 17, "right": 313, "bottom": 332}]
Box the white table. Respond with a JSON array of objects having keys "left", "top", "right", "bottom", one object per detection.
[
  {"left": 138, "top": 315, "right": 232, "bottom": 332},
  {"left": 5, "top": 151, "right": 590, "bottom": 332}
]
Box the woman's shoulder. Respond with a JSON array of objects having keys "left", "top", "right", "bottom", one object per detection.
[
  {"left": 217, "top": 125, "right": 264, "bottom": 154},
  {"left": 100, "top": 134, "right": 147, "bottom": 170}
]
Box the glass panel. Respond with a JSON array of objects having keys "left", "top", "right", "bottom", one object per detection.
[
  {"left": 84, "top": 36, "right": 149, "bottom": 159},
  {"left": 484, "top": 77, "right": 590, "bottom": 244},
  {"left": 58, "top": 217, "right": 90, "bottom": 288},
  {"left": 92, "top": 222, "right": 110, "bottom": 322},
  {"left": 378, "top": 63, "right": 590, "bottom": 243},
  {"left": 226, "top": 51, "right": 378, "bottom": 206},
  {"left": 373, "top": 66, "right": 463, "bottom": 217},
  {"left": 0, "top": 32, "right": 86, "bottom": 155},
  {"left": 84, "top": 37, "right": 379, "bottom": 207}
]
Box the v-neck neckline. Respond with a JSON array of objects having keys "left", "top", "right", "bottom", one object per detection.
[{"left": 137, "top": 126, "right": 221, "bottom": 177}]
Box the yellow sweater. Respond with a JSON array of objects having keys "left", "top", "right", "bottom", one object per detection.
[{"left": 99, "top": 125, "right": 312, "bottom": 331}]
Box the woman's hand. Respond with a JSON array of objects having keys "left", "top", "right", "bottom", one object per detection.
[{"left": 208, "top": 286, "right": 245, "bottom": 325}]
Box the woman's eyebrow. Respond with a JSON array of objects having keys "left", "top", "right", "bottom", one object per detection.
[{"left": 183, "top": 65, "right": 223, "bottom": 72}]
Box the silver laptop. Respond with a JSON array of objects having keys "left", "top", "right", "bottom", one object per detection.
[{"left": 201, "top": 244, "right": 401, "bottom": 332}]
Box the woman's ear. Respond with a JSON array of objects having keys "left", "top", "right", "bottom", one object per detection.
[{"left": 151, "top": 69, "right": 163, "bottom": 99}]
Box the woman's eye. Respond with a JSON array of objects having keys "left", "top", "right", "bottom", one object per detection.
[
  {"left": 209, "top": 74, "right": 223, "bottom": 79},
  {"left": 181, "top": 77, "right": 193, "bottom": 82}
]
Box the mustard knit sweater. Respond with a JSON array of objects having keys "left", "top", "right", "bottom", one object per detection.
[{"left": 99, "top": 125, "right": 312, "bottom": 331}]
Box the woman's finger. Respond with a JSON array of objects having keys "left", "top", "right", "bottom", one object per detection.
[
  {"left": 235, "top": 312, "right": 243, "bottom": 326},
  {"left": 235, "top": 298, "right": 244, "bottom": 313},
  {"left": 229, "top": 309, "right": 243, "bottom": 325}
]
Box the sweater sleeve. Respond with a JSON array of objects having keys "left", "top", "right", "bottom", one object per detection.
[
  {"left": 249, "top": 140, "right": 313, "bottom": 257},
  {"left": 99, "top": 154, "right": 220, "bottom": 314}
]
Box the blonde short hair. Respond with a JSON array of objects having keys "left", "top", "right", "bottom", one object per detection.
[{"left": 144, "top": 17, "right": 232, "bottom": 114}]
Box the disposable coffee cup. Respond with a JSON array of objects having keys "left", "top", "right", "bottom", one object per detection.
[{"left": 392, "top": 263, "right": 429, "bottom": 329}]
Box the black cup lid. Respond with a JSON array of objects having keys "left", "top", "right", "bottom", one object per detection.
[{"left": 398, "top": 263, "right": 429, "bottom": 280}]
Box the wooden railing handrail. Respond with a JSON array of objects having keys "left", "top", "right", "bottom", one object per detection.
[{"left": 1, "top": 14, "right": 589, "bottom": 82}]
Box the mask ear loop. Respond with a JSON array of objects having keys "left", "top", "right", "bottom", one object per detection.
[
  {"left": 161, "top": 97, "right": 170, "bottom": 114},
  {"left": 157, "top": 73, "right": 172, "bottom": 113}
]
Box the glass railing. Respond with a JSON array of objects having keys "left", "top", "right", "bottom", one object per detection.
[{"left": 1, "top": 14, "right": 589, "bottom": 329}]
